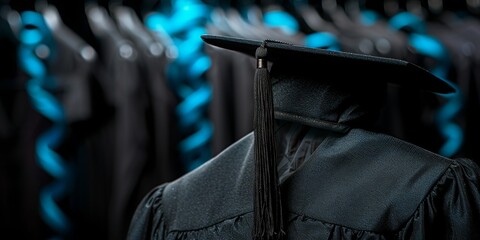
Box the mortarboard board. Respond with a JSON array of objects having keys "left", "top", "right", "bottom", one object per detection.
[
  {"left": 202, "top": 34, "right": 455, "bottom": 94},
  {"left": 201, "top": 34, "right": 455, "bottom": 240}
]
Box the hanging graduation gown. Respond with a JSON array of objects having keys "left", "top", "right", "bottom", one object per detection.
[
  {"left": 86, "top": 4, "right": 149, "bottom": 240},
  {"left": 113, "top": 4, "right": 183, "bottom": 227},
  {"left": 126, "top": 51, "right": 480, "bottom": 239}
]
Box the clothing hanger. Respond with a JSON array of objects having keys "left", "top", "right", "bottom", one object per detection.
[
  {"left": 85, "top": 0, "right": 125, "bottom": 59},
  {"left": 208, "top": 1, "right": 238, "bottom": 37},
  {"left": 285, "top": 0, "right": 337, "bottom": 38},
  {"left": 317, "top": 0, "right": 358, "bottom": 29},
  {"left": 206, "top": 1, "right": 251, "bottom": 40},
  {"left": 223, "top": 0, "right": 252, "bottom": 34},
  {"left": 112, "top": 1, "right": 169, "bottom": 61},
  {"left": 223, "top": 5, "right": 261, "bottom": 38},
  {"left": 220, "top": 0, "right": 274, "bottom": 40},
  {"left": 141, "top": 0, "right": 177, "bottom": 56},
  {"left": 42, "top": 3, "right": 96, "bottom": 73},
  {"left": 465, "top": 0, "right": 480, "bottom": 16},
  {"left": 244, "top": 0, "right": 264, "bottom": 26},
  {"left": 119, "top": 0, "right": 140, "bottom": 17},
  {"left": 30, "top": 0, "right": 95, "bottom": 51}
]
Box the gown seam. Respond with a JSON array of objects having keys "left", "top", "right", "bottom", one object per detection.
[
  {"left": 166, "top": 211, "right": 254, "bottom": 234},
  {"left": 287, "top": 210, "right": 390, "bottom": 235}
]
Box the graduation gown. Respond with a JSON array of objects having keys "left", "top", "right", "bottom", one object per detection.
[{"left": 127, "top": 43, "right": 480, "bottom": 240}]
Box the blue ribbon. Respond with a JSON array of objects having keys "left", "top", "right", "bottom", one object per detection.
[
  {"left": 146, "top": 0, "right": 213, "bottom": 171},
  {"left": 389, "top": 12, "right": 463, "bottom": 157},
  {"left": 305, "top": 32, "right": 341, "bottom": 50},
  {"left": 18, "top": 11, "right": 71, "bottom": 238}
]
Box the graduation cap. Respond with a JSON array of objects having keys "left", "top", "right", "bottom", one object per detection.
[{"left": 201, "top": 34, "right": 455, "bottom": 240}]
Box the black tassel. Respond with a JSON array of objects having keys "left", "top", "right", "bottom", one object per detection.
[{"left": 253, "top": 42, "right": 285, "bottom": 240}]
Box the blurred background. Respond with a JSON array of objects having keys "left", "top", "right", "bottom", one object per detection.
[{"left": 1, "top": 0, "right": 480, "bottom": 239}]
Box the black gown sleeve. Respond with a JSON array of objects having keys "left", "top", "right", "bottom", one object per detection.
[
  {"left": 127, "top": 184, "right": 167, "bottom": 240},
  {"left": 398, "top": 158, "right": 480, "bottom": 239}
]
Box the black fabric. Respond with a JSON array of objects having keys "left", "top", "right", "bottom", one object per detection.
[
  {"left": 206, "top": 43, "right": 237, "bottom": 155},
  {"left": 84, "top": 5, "right": 184, "bottom": 240},
  {"left": 206, "top": 40, "right": 256, "bottom": 156},
  {"left": 113, "top": 4, "right": 183, "bottom": 232},
  {"left": 117, "top": 5, "right": 182, "bottom": 181},
  {"left": 0, "top": 12, "right": 23, "bottom": 237},
  {"left": 85, "top": 4, "right": 147, "bottom": 240},
  {"left": 127, "top": 41, "right": 480, "bottom": 239},
  {"left": 43, "top": 6, "right": 100, "bottom": 240},
  {"left": 0, "top": 69, "right": 45, "bottom": 240}
]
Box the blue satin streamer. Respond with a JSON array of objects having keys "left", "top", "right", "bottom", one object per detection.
[
  {"left": 305, "top": 32, "right": 341, "bottom": 50},
  {"left": 389, "top": 12, "right": 463, "bottom": 157},
  {"left": 146, "top": 0, "right": 213, "bottom": 171},
  {"left": 19, "top": 11, "right": 71, "bottom": 238}
]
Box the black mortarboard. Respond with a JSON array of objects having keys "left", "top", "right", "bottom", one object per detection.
[{"left": 201, "top": 34, "right": 455, "bottom": 240}]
